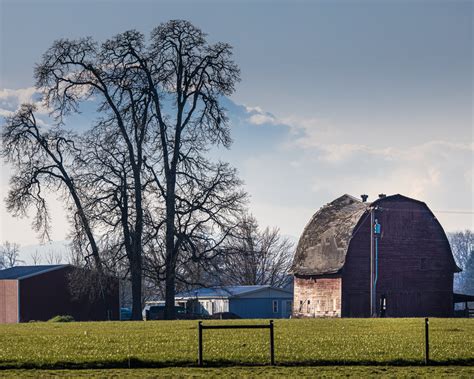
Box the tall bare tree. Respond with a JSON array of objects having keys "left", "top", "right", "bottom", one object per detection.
[
  {"left": 144, "top": 20, "right": 242, "bottom": 319},
  {"left": 33, "top": 30, "right": 156, "bottom": 319},
  {"left": 3, "top": 20, "right": 244, "bottom": 320}
]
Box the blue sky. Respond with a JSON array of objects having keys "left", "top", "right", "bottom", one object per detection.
[{"left": 0, "top": 0, "right": 472, "bottom": 255}]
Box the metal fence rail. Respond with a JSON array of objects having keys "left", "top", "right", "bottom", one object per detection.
[{"left": 197, "top": 320, "right": 275, "bottom": 366}]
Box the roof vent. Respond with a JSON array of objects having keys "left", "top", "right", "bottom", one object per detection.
[
  {"left": 361, "top": 194, "right": 368, "bottom": 202},
  {"left": 378, "top": 193, "right": 386, "bottom": 199}
]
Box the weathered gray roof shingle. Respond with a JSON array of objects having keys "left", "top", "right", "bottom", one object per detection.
[{"left": 291, "top": 194, "right": 369, "bottom": 276}]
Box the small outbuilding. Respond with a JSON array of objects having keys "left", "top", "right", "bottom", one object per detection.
[
  {"left": 175, "top": 285, "right": 293, "bottom": 319},
  {"left": 291, "top": 194, "right": 460, "bottom": 318},
  {"left": 0, "top": 265, "right": 119, "bottom": 323}
]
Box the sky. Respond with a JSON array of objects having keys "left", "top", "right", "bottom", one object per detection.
[{"left": 0, "top": 0, "right": 472, "bottom": 260}]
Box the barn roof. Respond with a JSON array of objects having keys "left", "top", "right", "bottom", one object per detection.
[
  {"left": 291, "top": 194, "right": 369, "bottom": 276},
  {"left": 175, "top": 285, "right": 292, "bottom": 299},
  {"left": 0, "top": 265, "right": 68, "bottom": 280}
]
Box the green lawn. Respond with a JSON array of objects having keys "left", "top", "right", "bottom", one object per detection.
[
  {"left": 1, "top": 366, "right": 474, "bottom": 378},
  {"left": 0, "top": 319, "right": 472, "bottom": 370}
]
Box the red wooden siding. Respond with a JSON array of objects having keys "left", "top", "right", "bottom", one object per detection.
[
  {"left": 342, "top": 197, "right": 455, "bottom": 317},
  {"left": 0, "top": 280, "right": 18, "bottom": 323},
  {"left": 19, "top": 266, "right": 120, "bottom": 322}
]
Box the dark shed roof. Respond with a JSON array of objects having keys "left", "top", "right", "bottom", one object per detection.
[
  {"left": 0, "top": 265, "right": 68, "bottom": 280},
  {"left": 291, "top": 194, "right": 369, "bottom": 276}
]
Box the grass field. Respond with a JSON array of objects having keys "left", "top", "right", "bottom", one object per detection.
[
  {"left": 0, "top": 318, "right": 472, "bottom": 373},
  {"left": 1, "top": 366, "right": 474, "bottom": 378}
]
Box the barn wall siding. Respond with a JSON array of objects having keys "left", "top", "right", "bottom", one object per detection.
[
  {"left": 294, "top": 276, "right": 341, "bottom": 317},
  {"left": 0, "top": 280, "right": 18, "bottom": 323},
  {"left": 342, "top": 198, "right": 455, "bottom": 317},
  {"left": 19, "top": 267, "right": 120, "bottom": 322},
  {"left": 293, "top": 195, "right": 457, "bottom": 318}
]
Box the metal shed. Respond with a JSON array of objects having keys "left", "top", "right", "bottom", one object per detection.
[{"left": 0, "top": 265, "right": 119, "bottom": 323}]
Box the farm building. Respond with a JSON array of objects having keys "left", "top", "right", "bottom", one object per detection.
[
  {"left": 173, "top": 285, "right": 293, "bottom": 318},
  {"left": 291, "top": 194, "right": 460, "bottom": 318},
  {"left": 0, "top": 265, "right": 119, "bottom": 323}
]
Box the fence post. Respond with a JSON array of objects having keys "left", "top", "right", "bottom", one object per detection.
[
  {"left": 424, "top": 318, "right": 429, "bottom": 365},
  {"left": 270, "top": 320, "right": 275, "bottom": 365},
  {"left": 198, "top": 321, "right": 203, "bottom": 366}
]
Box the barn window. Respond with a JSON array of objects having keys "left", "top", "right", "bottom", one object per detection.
[
  {"left": 307, "top": 300, "right": 311, "bottom": 313},
  {"left": 272, "top": 300, "right": 278, "bottom": 313}
]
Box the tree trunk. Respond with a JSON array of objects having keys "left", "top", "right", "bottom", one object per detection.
[
  {"left": 130, "top": 256, "right": 143, "bottom": 320},
  {"left": 131, "top": 166, "right": 144, "bottom": 321},
  {"left": 164, "top": 175, "right": 177, "bottom": 320},
  {"left": 164, "top": 261, "right": 176, "bottom": 320}
]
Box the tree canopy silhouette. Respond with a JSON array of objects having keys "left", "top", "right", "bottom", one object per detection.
[{"left": 2, "top": 20, "right": 246, "bottom": 320}]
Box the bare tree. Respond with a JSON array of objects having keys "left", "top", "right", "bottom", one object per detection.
[
  {"left": 30, "top": 250, "right": 42, "bottom": 265},
  {"left": 2, "top": 105, "right": 103, "bottom": 270},
  {"left": 464, "top": 253, "right": 474, "bottom": 295},
  {"left": 142, "top": 20, "right": 242, "bottom": 319},
  {"left": 449, "top": 230, "right": 474, "bottom": 293},
  {"left": 29, "top": 31, "right": 152, "bottom": 319},
  {"left": 2, "top": 20, "right": 244, "bottom": 320},
  {"left": 0, "top": 241, "right": 23, "bottom": 268},
  {"left": 45, "top": 249, "right": 63, "bottom": 265},
  {"left": 216, "top": 215, "right": 294, "bottom": 287}
]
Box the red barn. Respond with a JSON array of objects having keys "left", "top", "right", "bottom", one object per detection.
[
  {"left": 0, "top": 265, "right": 119, "bottom": 323},
  {"left": 291, "top": 194, "right": 460, "bottom": 318}
]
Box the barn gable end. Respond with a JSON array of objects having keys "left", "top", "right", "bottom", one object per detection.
[{"left": 294, "top": 275, "right": 341, "bottom": 317}]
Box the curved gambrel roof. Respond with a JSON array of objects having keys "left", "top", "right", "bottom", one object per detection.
[
  {"left": 292, "top": 193, "right": 460, "bottom": 276},
  {"left": 291, "top": 194, "right": 369, "bottom": 276}
]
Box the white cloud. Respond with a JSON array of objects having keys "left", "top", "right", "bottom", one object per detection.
[
  {"left": 0, "top": 87, "right": 37, "bottom": 104},
  {"left": 240, "top": 103, "right": 473, "bottom": 232},
  {"left": 244, "top": 105, "right": 264, "bottom": 113},
  {"left": 245, "top": 105, "right": 279, "bottom": 126},
  {"left": 248, "top": 113, "right": 277, "bottom": 125},
  {"left": 0, "top": 87, "right": 51, "bottom": 116},
  {"left": 0, "top": 109, "right": 13, "bottom": 117}
]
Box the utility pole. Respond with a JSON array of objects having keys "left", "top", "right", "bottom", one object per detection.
[{"left": 370, "top": 207, "right": 381, "bottom": 317}]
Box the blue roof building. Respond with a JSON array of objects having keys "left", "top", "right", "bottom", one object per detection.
[{"left": 175, "top": 285, "right": 293, "bottom": 319}]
